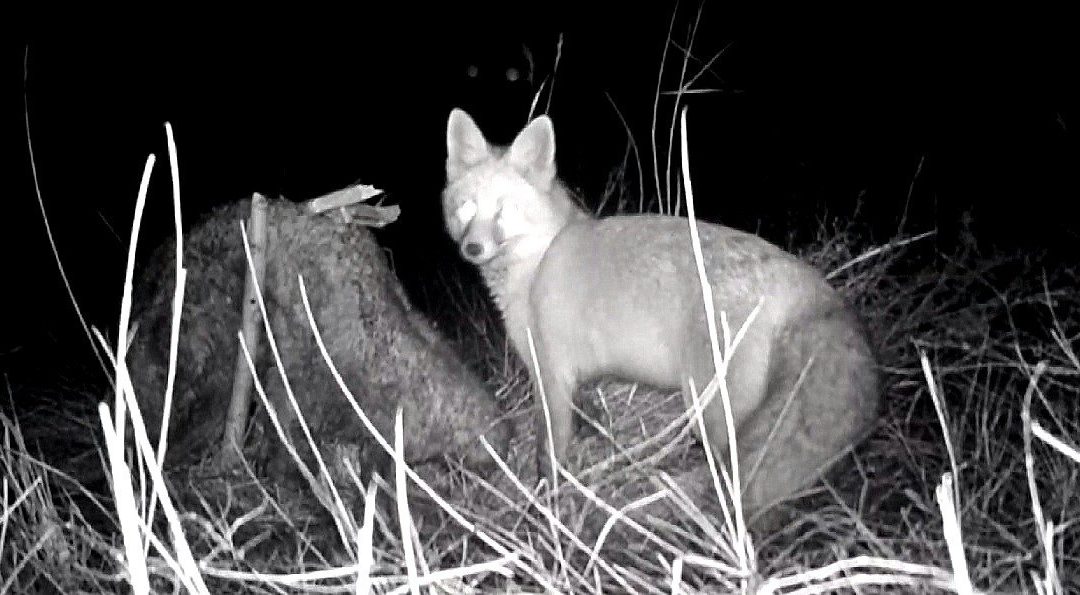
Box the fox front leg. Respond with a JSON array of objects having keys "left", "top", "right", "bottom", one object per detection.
[{"left": 531, "top": 353, "right": 576, "bottom": 486}]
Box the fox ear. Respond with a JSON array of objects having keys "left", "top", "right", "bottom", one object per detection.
[
  {"left": 446, "top": 109, "right": 490, "bottom": 180},
  {"left": 508, "top": 115, "right": 556, "bottom": 187}
]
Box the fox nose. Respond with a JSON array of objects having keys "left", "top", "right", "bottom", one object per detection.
[{"left": 463, "top": 242, "right": 484, "bottom": 259}]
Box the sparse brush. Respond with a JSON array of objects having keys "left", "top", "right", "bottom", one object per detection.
[{"left": 9, "top": 152, "right": 1078, "bottom": 593}]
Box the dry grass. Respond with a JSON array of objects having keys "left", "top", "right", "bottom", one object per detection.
[
  {"left": 6, "top": 117, "right": 1078, "bottom": 593},
  {"left": 7, "top": 21, "right": 1078, "bottom": 595}
]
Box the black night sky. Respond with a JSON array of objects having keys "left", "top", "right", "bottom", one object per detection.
[{"left": 5, "top": 8, "right": 1078, "bottom": 385}]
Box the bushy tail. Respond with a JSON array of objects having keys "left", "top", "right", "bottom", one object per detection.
[{"left": 736, "top": 304, "right": 880, "bottom": 513}]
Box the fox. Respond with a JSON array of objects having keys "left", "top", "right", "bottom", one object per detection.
[{"left": 441, "top": 107, "right": 881, "bottom": 512}]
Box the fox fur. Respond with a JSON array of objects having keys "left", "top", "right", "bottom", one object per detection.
[{"left": 441, "top": 108, "right": 880, "bottom": 512}]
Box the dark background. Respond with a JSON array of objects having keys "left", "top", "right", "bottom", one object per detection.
[{"left": 5, "top": 7, "right": 1077, "bottom": 386}]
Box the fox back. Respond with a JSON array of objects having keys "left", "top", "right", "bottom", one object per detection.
[{"left": 441, "top": 108, "right": 880, "bottom": 513}]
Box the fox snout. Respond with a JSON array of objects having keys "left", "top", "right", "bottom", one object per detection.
[
  {"left": 463, "top": 242, "right": 484, "bottom": 258},
  {"left": 454, "top": 208, "right": 508, "bottom": 265},
  {"left": 460, "top": 236, "right": 496, "bottom": 265}
]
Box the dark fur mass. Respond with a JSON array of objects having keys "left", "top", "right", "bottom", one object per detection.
[{"left": 126, "top": 197, "right": 511, "bottom": 481}]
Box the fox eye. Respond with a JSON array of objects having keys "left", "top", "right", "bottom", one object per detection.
[{"left": 455, "top": 200, "right": 478, "bottom": 227}]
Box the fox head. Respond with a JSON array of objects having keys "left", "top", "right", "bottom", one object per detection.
[{"left": 442, "top": 108, "right": 572, "bottom": 267}]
